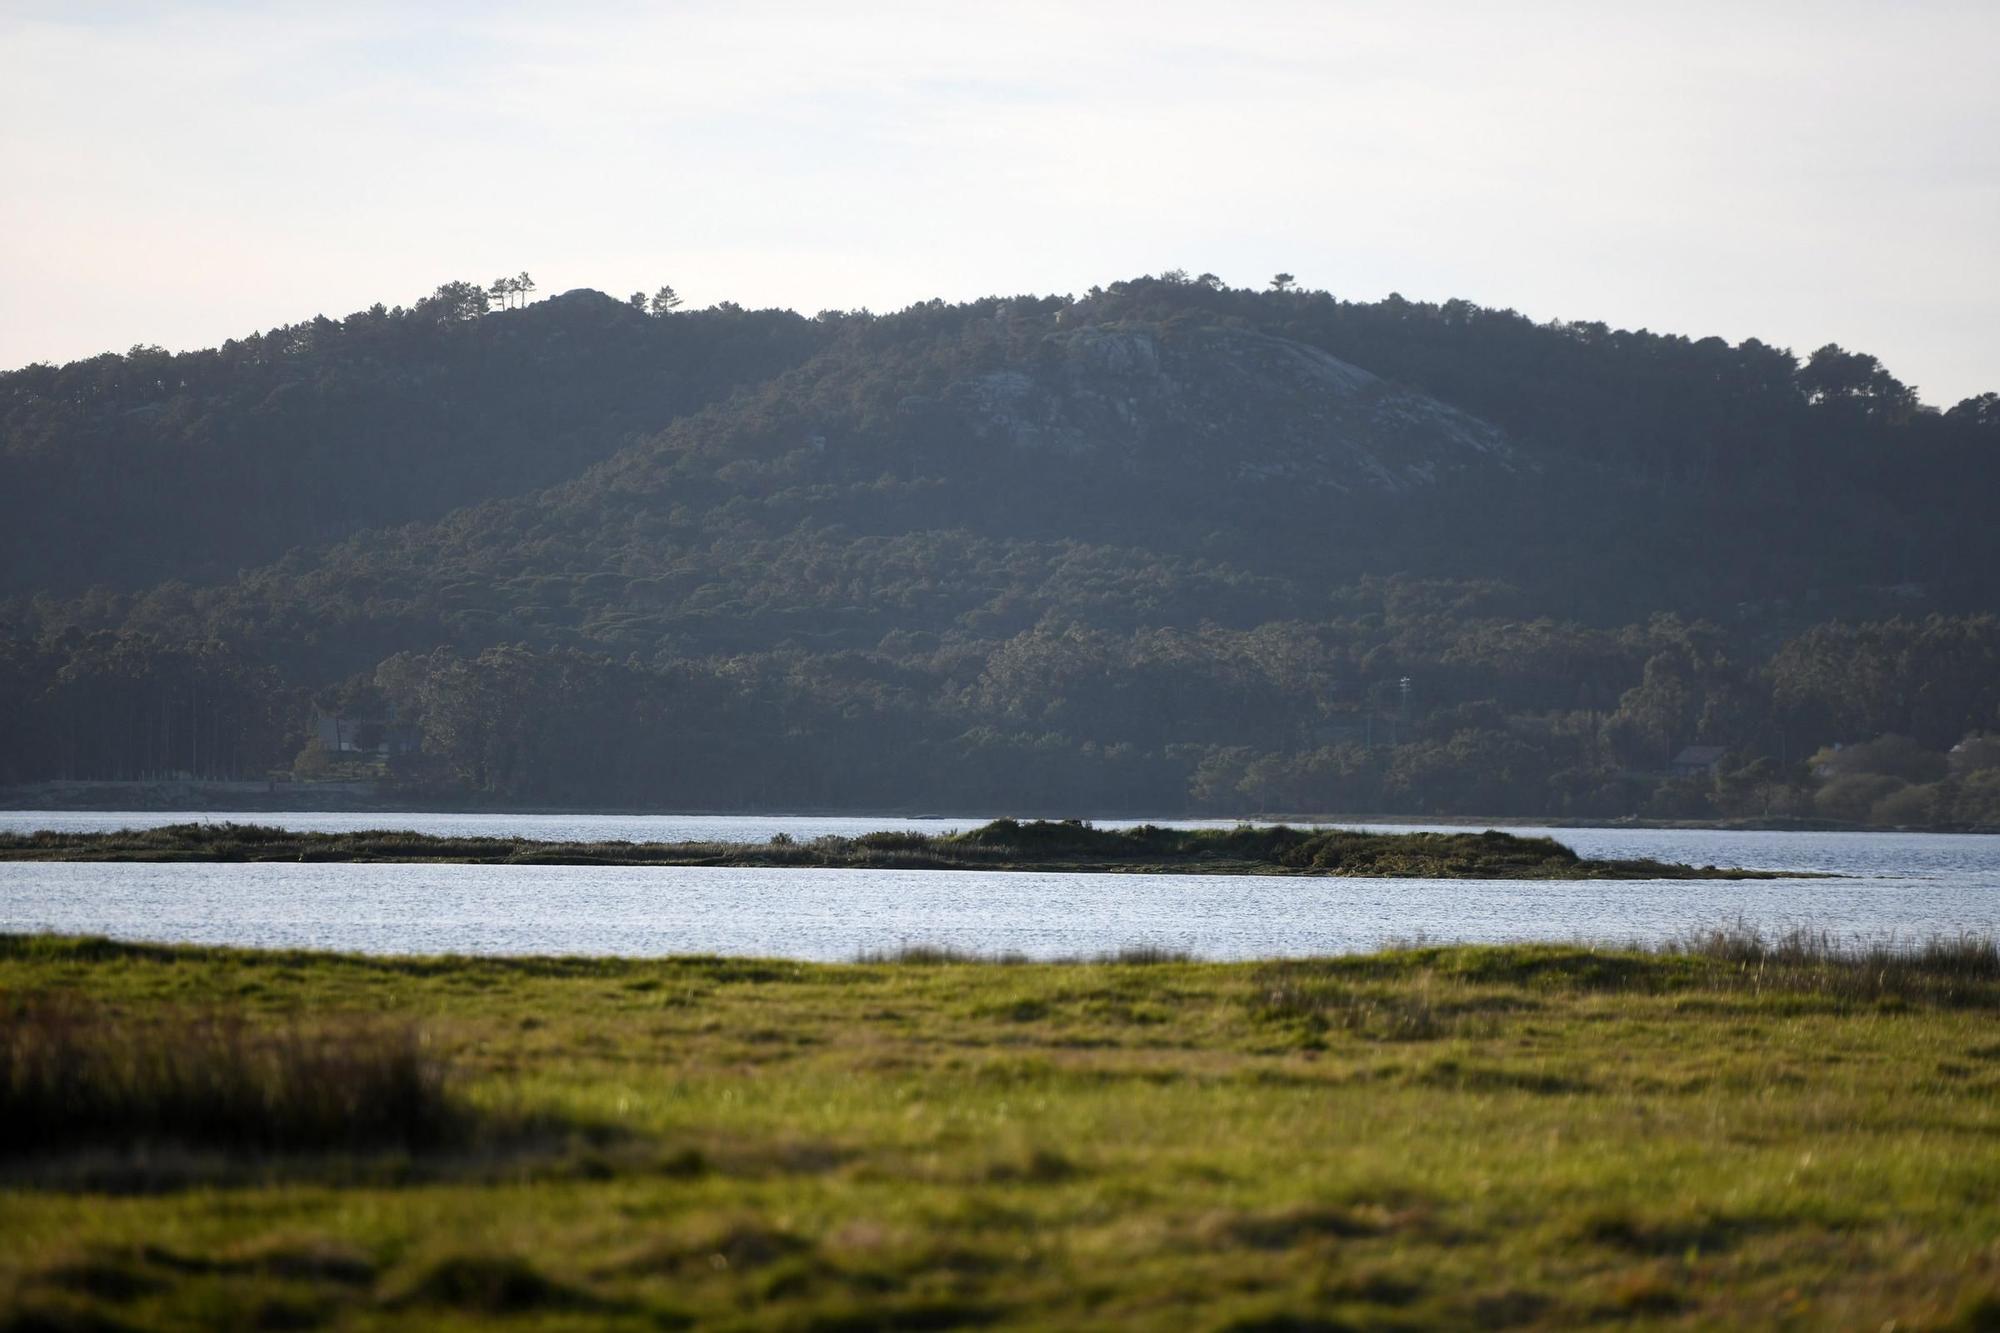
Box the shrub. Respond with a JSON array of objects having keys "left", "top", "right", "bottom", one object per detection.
[
  {"left": 1811, "top": 734, "right": 1949, "bottom": 784},
  {"left": 1870, "top": 781, "right": 1951, "bottom": 828},
  {"left": 1814, "top": 773, "right": 1905, "bottom": 823},
  {"left": 852, "top": 831, "right": 935, "bottom": 852},
  {"left": 1949, "top": 734, "right": 2000, "bottom": 777}
]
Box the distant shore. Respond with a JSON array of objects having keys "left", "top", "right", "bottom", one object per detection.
[
  {"left": 0, "top": 781, "right": 1991, "bottom": 834},
  {"left": 0, "top": 820, "right": 1820, "bottom": 879}
]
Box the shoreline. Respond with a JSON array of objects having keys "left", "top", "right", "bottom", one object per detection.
[
  {"left": 0, "top": 785, "right": 1990, "bottom": 835},
  {"left": 0, "top": 780, "right": 1992, "bottom": 832}
]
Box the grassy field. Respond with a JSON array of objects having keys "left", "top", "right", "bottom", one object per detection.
[
  {"left": 0, "top": 819, "right": 1807, "bottom": 878},
  {"left": 3, "top": 931, "right": 1997, "bottom": 1331}
]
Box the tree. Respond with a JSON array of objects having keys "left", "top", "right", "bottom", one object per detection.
[
  {"left": 1269, "top": 273, "right": 1296, "bottom": 293},
  {"left": 627, "top": 291, "right": 647, "bottom": 312},
  {"left": 514, "top": 272, "right": 537, "bottom": 304},
  {"left": 422, "top": 280, "right": 491, "bottom": 322},
  {"left": 1605, "top": 651, "right": 1696, "bottom": 768},
  {"left": 1796, "top": 343, "right": 1916, "bottom": 420},
  {"left": 489, "top": 276, "right": 518, "bottom": 309},
  {"left": 292, "top": 735, "right": 333, "bottom": 779},
  {"left": 1946, "top": 392, "right": 1999, "bottom": 430},
  {"left": 649, "top": 285, "right": 683, "bottom": 316}
]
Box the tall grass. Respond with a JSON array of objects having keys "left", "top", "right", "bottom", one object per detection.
[
  {"left": 1, "top": 999, "right": 466, "bottom": 1153},
  {"left": 854, "top": 943, "right": 1193, "bottom": 965},
  {"left": 855, "top": 944, "right": 1031, "bottom": 965},
  {"left": 1251, "top": 926, "right": 2000, "bottom": 1028},
  {"left": 1672, "top": 924, "right": 2000, "bottom": 1006}
]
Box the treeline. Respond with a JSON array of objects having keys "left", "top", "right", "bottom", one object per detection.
[
  {"left": 0, "top": 632, "right": 293, "bottom": 785},
  {"left": 6, "top": 606, "right": 1995, "bottom": 825}
]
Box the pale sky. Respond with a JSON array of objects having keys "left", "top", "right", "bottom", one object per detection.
[{"left": 3, "top": 0, "right": 1995, "bottom": 404}]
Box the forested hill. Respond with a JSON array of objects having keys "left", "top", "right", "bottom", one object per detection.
[
  {"left": 3, "top": 273, "right": 1997, "bottom": 823},
  {"left": 0, "top": 287, "right": 826, "bottom": 594}
]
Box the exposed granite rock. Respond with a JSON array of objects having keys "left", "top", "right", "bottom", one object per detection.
[{"left": 936, "top": 321, "right": 1517, "bottom": 494}]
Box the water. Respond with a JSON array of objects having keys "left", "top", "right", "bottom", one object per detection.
[
  {"left": 1, "top": 812, "right": 1995, "bottom": 960},
  {"left": 0, "top": 810, "right": 1240, "bottom": 845}
]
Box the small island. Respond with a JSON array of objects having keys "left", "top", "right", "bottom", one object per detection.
[{"left": 0, "top": 819, "right": 1813, "bottom": 879}]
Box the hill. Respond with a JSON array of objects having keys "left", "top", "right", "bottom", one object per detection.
[
  {"left": 2, "top": 273, "right": 1996, "bottom": 820},
  {"left": 0, "top": 288, "right": 825, "bottom": 594}
]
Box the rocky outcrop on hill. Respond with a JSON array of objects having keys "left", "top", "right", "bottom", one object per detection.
[{"left": 940, "top": 321, "right": 1515, "bottom": 493}]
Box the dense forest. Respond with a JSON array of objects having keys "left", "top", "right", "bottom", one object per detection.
[{"left": 3, "top": 273, "right": 1996, "bottom": 824}]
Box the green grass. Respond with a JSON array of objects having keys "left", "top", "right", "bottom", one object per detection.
[
  {"left": 0, "top": 819, "right": 1811, "bottom": 878},
  {"left": 2, "top": 930, "right": 1996, "bottom": 1329}
]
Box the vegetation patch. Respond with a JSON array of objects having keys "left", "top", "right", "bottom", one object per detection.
[
  {"left": 390, "top": 1252, "right": 592, "bottom": 1315},
  {"left": 1196, "top": 1203, "right": 1387, "bottom": 1250}
]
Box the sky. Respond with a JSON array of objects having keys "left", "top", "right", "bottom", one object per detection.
[{"left": 2, "top": 0, "right": 1995, "bottom": 404}]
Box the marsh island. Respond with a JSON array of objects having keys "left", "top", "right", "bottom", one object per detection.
[{"left": 0, "top": 819, "right": 1811, "bottom": 879}]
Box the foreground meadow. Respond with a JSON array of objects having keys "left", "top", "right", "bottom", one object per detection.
[{"left": 2, "top": 932, "right": 1997, "bottom": 1331}]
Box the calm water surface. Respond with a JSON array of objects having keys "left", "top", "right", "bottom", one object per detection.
[{"left": 2, "top": 812, "right": 1994, "bottom": 959}]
